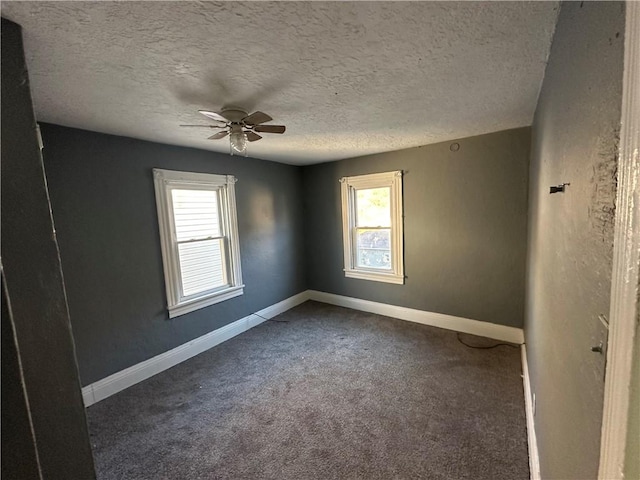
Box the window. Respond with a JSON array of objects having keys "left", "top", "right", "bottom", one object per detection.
[
  {"left": 153, "top": 169, "right": 243, "bottom": 318},
  {"left": 340, "top": 170, "right": 404, "bottom": 284}
]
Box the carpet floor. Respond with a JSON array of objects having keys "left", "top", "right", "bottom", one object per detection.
[{"left": 87, "top": 301, "right": 529, "bottom": 479}]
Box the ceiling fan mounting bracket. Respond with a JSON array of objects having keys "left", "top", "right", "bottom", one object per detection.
[{"left": 218, "top": 109, "right": 249, "bottom": 123}]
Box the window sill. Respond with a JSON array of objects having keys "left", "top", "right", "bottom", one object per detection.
[
  {"left": 168, "top": 286, "right": 244, "bottom": 318},
  {"left": 344, "top": 270, "right": 404, "bottom": 285}
]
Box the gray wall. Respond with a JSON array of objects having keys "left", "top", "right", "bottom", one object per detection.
[
  {"left": 303, "top": 128, "right": 530, "bottom": 328},
  {"left": 41, "top": 124, "right": 307, "bottom": 385},
  {"left": 1, "top": 19, "right": 95, "bottom": 478},
  {"left": 525, "top": 2, "right": 624, "bottom": 479}
]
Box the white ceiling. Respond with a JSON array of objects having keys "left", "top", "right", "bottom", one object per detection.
[{"left": 3, "top": 1, "right": 558, "bottom": 165}]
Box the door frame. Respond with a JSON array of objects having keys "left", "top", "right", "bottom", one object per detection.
[{"left": 598, "top": 3, "right": 640, "bottom": 478}]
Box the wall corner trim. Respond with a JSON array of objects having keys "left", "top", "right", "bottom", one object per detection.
[
  {"left": 81, "top": 291, "right": 310, "bottom": 407},
  {"left": 307, "top": 290, "right": 524, "bottom": 344},
  {"left": 522, "top": 344, "right": 541, "bottom": 480}
]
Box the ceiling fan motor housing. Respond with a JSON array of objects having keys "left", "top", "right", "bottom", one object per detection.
[{"left": 229, "top": 123, "right": 244, "bottom": 134}]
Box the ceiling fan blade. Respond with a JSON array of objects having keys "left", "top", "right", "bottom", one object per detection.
[
  {"left": 253, "top": 125, "right": 286, "bottom": 134},
  {"left": 245, "top": 131, "right": 262, "bottom": 142},
  {"left": 207, "top": 131, "right": 229, "bottom": 140},
  {"left": 242, "top": 111, "right": 273, "bottom": 126},
  {"left": 180, "top": 124, "right": 224, "bottom": 128},
  {"left": 198, "top": 110, "right": 230, "bottom": 123}
]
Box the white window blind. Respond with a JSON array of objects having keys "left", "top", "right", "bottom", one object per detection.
[
  {"left": 171, "top": 189, "right": 226, "bottom": 297},
  {"left": 178, "top": 240, "right": 225, "bottom": 296},
  {"left": 154, "top": 169, "right": 243, "bottom": 318}
]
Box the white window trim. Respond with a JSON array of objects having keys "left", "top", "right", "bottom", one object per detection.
[
  {"left": 153, "top": 168, "right": 243, "bottom": 318},
  {"left": 340, "top": 170, "right": 404, "bottom": 285}
]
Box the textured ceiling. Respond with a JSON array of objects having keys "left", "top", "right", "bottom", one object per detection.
[{"left": 3, "top": 1, "right": 559, "bottom": 165}]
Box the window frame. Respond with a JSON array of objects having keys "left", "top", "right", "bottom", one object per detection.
[
  {"left": 153, "top": 168, "right": 243, "bottom": 318},
  {"left": 340, "top": 170, "right": 404, "bottom": 285}
]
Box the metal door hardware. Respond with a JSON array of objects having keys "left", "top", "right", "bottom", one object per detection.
[{"left": 550, "top": 183, "right": 570, "bottom": 194}]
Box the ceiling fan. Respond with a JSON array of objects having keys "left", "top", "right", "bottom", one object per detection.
[{"left": 181, "top": 109, "right": 286, "bottom": 156}]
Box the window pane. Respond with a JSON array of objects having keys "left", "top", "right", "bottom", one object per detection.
[
  {"left": 356, "top": 187, "right": 391, "bottom": 227},
  {"left": 356, "top": 228, "right": 391, "bottom": 269},
  {"left": 178, "top": 239, "right": 226, "bottom": 297},
  {"left": 172, "top": 189, "right": 220, "bottom": 241}
]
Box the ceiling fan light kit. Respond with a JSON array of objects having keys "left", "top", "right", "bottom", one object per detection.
[
  {"left": 229, "top": 126, "right": 247, "bottom": 157},
  {"left": 180, "top": 108, "right": 286, "bottom": 157}
]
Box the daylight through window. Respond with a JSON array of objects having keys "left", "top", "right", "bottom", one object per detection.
[
  {"left": 153, "top": 169, "right": 243, "bottom": 318},
  {"left": 340, "top": 171, "right": 404, "bottom": 284}
]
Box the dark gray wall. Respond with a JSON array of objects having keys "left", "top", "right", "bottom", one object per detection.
[
  {"left": 303, "top": 128, "right": 530, "bottom": 328},
  {"left": 525, "top": 2, "right": 624, "bottom": 479},
  {"left": 41, "top": 124, "right": 306, "bottom": 385},
  {"left": 1, "top": 18, "right": 96, "bottom": 479}
]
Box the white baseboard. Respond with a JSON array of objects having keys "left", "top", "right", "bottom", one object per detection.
[
  {"left": 82, "top": 291, "right": 310, "bottom": 407},
  {"left": 83, "top": 290, "right": 524, "bottom": 407},
  {"left": 521, "top": 344, "right": 541, "bottom": 480},
  {"left": 307, "top": 290, "right": 524, "bottom": 344}
]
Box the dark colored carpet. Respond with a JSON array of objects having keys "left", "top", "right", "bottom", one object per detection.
[{"left": 87, "top": 301, "right": 529, "bottom": 479}]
